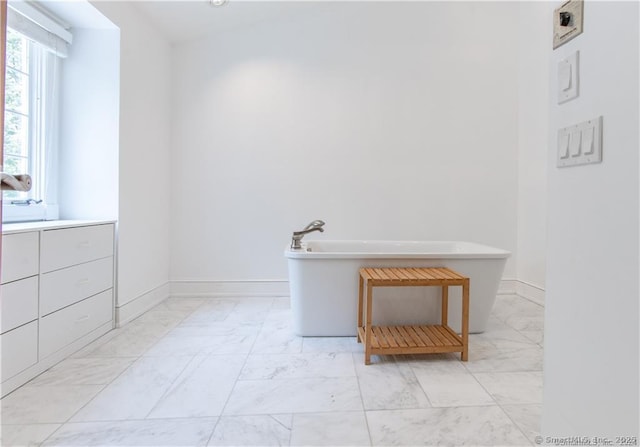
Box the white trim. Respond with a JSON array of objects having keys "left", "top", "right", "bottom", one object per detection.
[
  {"left": 1, "top": 321, "right": 112, "bottom": 397},
  {"left": 516, "top": 280, "right": 545, "bottom": 306},
  {"left": 495, "top": 279, "right": 546, "bottom": 306},
  {"left": 168, "top": 279, "right": 542, "bottom": 305},
  {"left": 116, "top": 282, "right": 170, "bottom": 327},
  {"left": 497, "top": 279, "right": 518, "bottom": 295},
  {"left": 170, "top": 280, "right": 289, "bottom": 298}
]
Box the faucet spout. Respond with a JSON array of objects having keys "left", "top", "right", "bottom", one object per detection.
[
  {"left": 302, "top": 220, "right": 325, "bottom": 231},
  {"left": 291, "top": 220, "right": 325, "bottom": 249}
]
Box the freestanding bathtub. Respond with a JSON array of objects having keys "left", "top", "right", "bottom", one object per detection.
[{"left": 285, "top": 241, "right": 510, "bottom": 336}]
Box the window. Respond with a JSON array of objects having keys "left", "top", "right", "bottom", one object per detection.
[
  {"left": 3, "top": 4, "right": 68, "bottom": 222},
  {"left": 5, "top": 28, "right": 34, "bottom": 204}
]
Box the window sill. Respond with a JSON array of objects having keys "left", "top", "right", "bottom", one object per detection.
[{"left": 2, "top": 203, "right": 59, "bottom": 223}]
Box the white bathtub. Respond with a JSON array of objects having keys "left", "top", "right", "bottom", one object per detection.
[{"left": 285, "top": 240, "right": 510, "bottom": 336}]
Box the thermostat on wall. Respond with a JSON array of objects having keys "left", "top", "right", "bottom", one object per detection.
[{"left": 553, "top": 0, "right": 584, "bottom": 49}]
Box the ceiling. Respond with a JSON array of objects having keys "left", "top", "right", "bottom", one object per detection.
[{"left": 129, "top": 0, "right": 331, "bottom": 43}]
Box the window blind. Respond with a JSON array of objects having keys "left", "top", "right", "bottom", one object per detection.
[{"left": 7, "top": 1, "right": 71, "bottom": 58}]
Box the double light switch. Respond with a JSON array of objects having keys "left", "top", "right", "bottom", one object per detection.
[{"left": 557, "top": 116, "right": 602, "bottom": 168}]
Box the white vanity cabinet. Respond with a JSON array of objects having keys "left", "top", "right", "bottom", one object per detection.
[
  {"left": 0, "top": 220, "right": 116, "bottom": 396},
  {"left": 1, "top": 232, "right": 40, "bottom": 383}
]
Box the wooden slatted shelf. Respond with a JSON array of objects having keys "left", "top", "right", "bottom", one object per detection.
[
  {"left": 356, "top": 325, "right": 463, "bottom": 353},
  {"left": 357, "top": 267, "right": 469, "bottom": 365}
]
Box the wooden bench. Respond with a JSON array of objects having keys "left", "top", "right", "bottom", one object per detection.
[{"left": 357, "top": 267, "right": 469, "bottom": 365}]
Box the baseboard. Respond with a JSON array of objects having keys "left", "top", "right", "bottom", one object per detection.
[
  {"left": 498, "top": 279, "right": 518, "bottom": 295},
  {"left": 516, "top": 280, "right": 545, "bottom": 306},
  {"left": 170, "top": 280, "right": 289, "bottom": 297},
  {"left": 116, "top": 282, "right": 170, "bottom": 327},
  {"left": 498, "top": 279, "right": 545, "bottom": 306},
  {"left": 168, "top": 278, "right": 544, "bottom": 306}
]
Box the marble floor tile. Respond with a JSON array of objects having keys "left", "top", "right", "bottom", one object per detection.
[
  {"left": 130, "top": 308, "right": 193, "bottom": 326},
  {"left": 148, "top": 354, "right": 246, "bottom": 418},
  {"left": 290, "top": 411, "right": 371, "bottom": 446},
  {"left": 263, "top": 308, "right": 292, "bottom": 323},
  {"left": 208, "top": 415, "right": 292, "bottom": 446},
  {"left": 0, "top": 294, "right": 546, "bottom": 447},
  {"left": 301, "top": 337, "right": 363, "bottom": 353},
  {"left": 474, "top": 372, "right": 543, "bottom": 405},
  {"left": 414, "top": 372, "right": 495, "bottom": 407},
  {"left": 271, "top": 297, "right": 291, "bottom": 310},
  {"left": 482, "top": 316, "right": 512, "bottom": 331},
  {"left": 223, "top": 377, "right": 362, "bottom": 415},
  {"left": 504, "top": 315, "right": 545, "bottom": 332},
  {"left": 80, "top": 332, "right": 158, "bottom": 358},
  {"left": 251, "top": 321, "right": 303, "bottom": 355},
  {"left": 520, "top": 330, "right": 544, "bottom": 346},
  {"left": 28, "top": 357, "right": 136, "bottom": 387},
  {"left": 125, "top": 317, "right": 185, "bottom": 338},
  {"left": 492, "top": 295, "right": 544, "bottom": 319},
  {"left": 70, "top": 356, "right": 192, "bottom": 422},
  {"left": 239, "top": 352, "right": 355, "bottom": 380},
  {"left": 179, "top": 300, "right": 239, "bottom": 325},
  {"left": 203, "top": 333, "right": 259, "bottom": 355},
  {"left": 221, "top": 299, "right": 273, "bottom": 325},
  {"left": 141, "top": 334, "right": 209, "bottom": 357},
  {"left": 78, "top": 324, "right": 167, "bottom": 358},
  {"left": 144, "top": 333, "right": 257, "bottom": 357},
  {"left": 502, "top": 404, "right": 542, "bottom": 444},
  {"left": 354, "top": 356, "right": 430, "bottom": 410},
  {"left": 1, "top": 385, "right": 104, "bottom": 424},
  {"left": 169, "top": 321, "right": 262, "bottom": 337},
  {"left": 469, "top": 325, "right": 539, "bottom": 350},
  {"left": 463, "top": 345, "right": 543, "bottom": 373},
  {"left": 231, "top": 297, "right": 275, "bottom": 312},
  {"left": 42, "top": 418, "right": 216, "bottom": 446},
  {"left": 366, "top": 406, "right": 530, "bottom": 446},
  {"left": 157, "top": 297, "right": 209, "bottom": 311},
  {"left": 69, "top": 327, "right": 125, "bottom": 359},
  {"left": 405, "top": 353, "right": 469, "bottom": 374},
  {"left": 0, "top": 424, "right": 61, "bottom": 446}
]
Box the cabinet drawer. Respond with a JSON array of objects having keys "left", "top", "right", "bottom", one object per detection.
[
  {"left": 40, "top": 224, "right": 114, "bottom": 273},
  {"left": 39, "top": 289, "right": 113, "bottom": 359},
  {"left": 1, "top": 276, "right": 38, "bottom": 333},
  {"left": 1, "top": 321, "right": 38, "bottom": 381},
  {"left": 40, "top": 257, "right": 113, "bottom": 316},
  {"left": 1, "top": 232, "right": 39, "bottom": 284}
]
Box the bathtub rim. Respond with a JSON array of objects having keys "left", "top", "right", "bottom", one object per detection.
[{"left": 284, "top": 240, "right": 511, "bottom": 260}]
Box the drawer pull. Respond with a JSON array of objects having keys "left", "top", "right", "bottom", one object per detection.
[
  {"left": 75, "top": 314, "right": 90, "bottom": 323},
  {"left": 78, "top": 241, "right": 91, "bottom": 248},
  {"left": 76, "top": 278, "right": 90, "bottom": 286}
]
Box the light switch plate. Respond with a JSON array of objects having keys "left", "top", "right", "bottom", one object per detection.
[
  {"left": 558, "top": 51, "right": 579, "bottom": 104},
  {"left": 553, "top": 0, "right": 584, "bottom": 49},
  {"left": 557, "top": 116, "right": 603, "bottom": 168}
]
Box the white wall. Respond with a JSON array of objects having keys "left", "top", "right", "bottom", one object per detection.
[
  {"left": 91, "top": 1, "right": 172, "bottom": 320},
  {"left": 543, "top": 1, "right": 639, "bottom": 437},
  {"left": 170, "top": 2, "right": 520, "bottom": 284},
  {"left": 59, "top": 27, "right": 119, "bottom": 221},
  {"left": 516, "top": 2, "right": 549, "bottom": 299}
]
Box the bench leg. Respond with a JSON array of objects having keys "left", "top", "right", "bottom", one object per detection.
[
  {"left": 364, "top": 281, "right": 373, "bottom": 365},
  {"left": 441, "top": 285, "right": 448, "bottom": 327},
  {"left": 357, "top": 274, "right": 364, "bottom": 343},
  {"left": 461, "top": 279, "right": 469, "bottom": 361}
]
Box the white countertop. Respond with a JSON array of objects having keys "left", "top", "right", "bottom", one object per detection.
[{"left": 2, "top": 220, "right": 116, "bottom": 235}]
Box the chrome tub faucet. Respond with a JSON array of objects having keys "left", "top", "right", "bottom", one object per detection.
[{"left": 291, "top": 220, "right": 325, "bottom": 249}]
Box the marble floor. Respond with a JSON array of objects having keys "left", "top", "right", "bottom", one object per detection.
[{"left": 1, "top": 294, "right": 544, "bottom": 446}]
